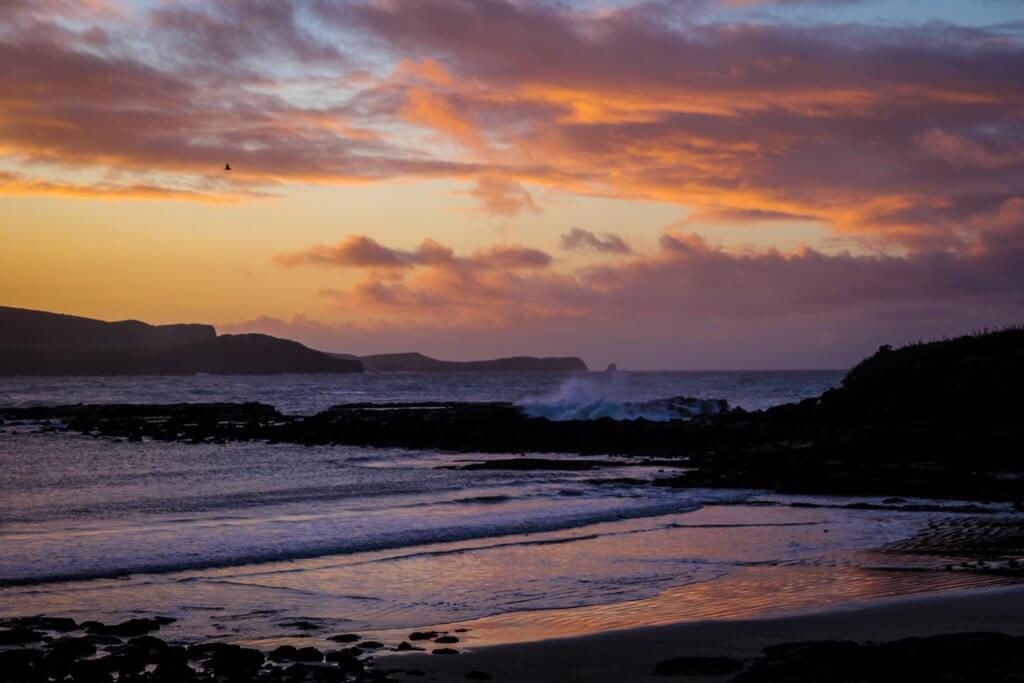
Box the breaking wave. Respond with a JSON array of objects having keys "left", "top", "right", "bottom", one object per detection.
[{"left": 516, "top": 372, "right": 728, "bottom": 421}]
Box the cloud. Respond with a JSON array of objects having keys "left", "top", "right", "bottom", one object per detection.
[
  {"left": 274, "top": 235, "right": 412, "bottom": 268},
  {"left": 275, "top": 234, "right": 550, "bottom": 274},
  {"left": 0, "top": 171, "right": 241, "bottom": 202},
  {"left": 238, "top": 223, "right": 1024, "bottom": 367},
  {"left": 466, "top": 176, "right": 540, "bottom": 215},
  {"left": 561, "top": 227, "right": 632, "bottom": 254},
  {"left": 0, "top": 5, "right": 484, "bottom": 199},
  {"left": 916, "top": 128, "right": 1024, "bottom": 170},
  {"left": 272, "top": 226, "right": 1024, "bottom": 355},
  {"left": 474, "top": 244, "right": 551, "bottom": 268},
  {"left": 1, "top": 0, "right": 1021, "bottom": 256},
  {"left": 329, "top": 0, "right": 1024, "bottom": 249},
  {"left": 149, "top": 0, "right": 348, "bottom": 71}
]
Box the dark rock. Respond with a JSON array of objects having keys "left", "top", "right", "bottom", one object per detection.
[
  {"left": 152, "top": 646, "right": 193, "bottom": 682},
  {"left": 654, "top": 655, "right": 745, "bottom": 676},
  {"left": 293, "top": 646, "right": 324, "bottom": 662},
  {"left": 325, "top": 649, "right": 365, "bottom": 675},
  {"left": 284, "top": 662, "right": 348, "bottom": 682},
  {"left": 269, "top": 645, "right": 298, "bottom": 662},
  {"left": 126, "top": 635, "right": 168, "bottom": 653},
  {"left": 279, "top": 619, "right": 321, "bottom": 631},
  {"left": 84, "top": 617, "right": 173, "bottom": 637},
  {"left": 0, "top": 627, "right": 45, "bottom": 644},
  {"left": 408, "top": 631, "right": 439, "bottom": 641},
  {"left": 358, "top": 640, "right": 384, "bottom": 649},
  {"left": 199, "top": 643, "right": 265, "bottom": 673},
  {"left": 68, "top": 658, "right": 115, "bottom": 683},
  {"left": 433, "top": 648, "right": 459, "bottom": 655},
  {"left": 1, "top": 616, "right": 78, "bottom": 632},
  {"left": 433, "top": 635, "right": 459, "bottom": 644},
  {"left": 0, "top": 648, "right": 42, "bottom": 678},
  {"left": 47, "top": 636, "right": 98, "bottom": 660},
  {"left": 327, "top": 633, "right": 361, "bottom": 643},
  {"left": 732, "top": 633, "right": 1024, "bottom": 682},
  {"left": 396, "top": 641, "right": 423, "bottom": 652}
]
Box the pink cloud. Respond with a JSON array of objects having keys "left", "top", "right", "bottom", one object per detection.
[
  {"left": 269, "top": 229, "right": 1024, "bottom": 362},
  {"left": 2, "top": 0, "right": 1021, "bottom": 256},
  {"left": 561, "top": 228, "right": 632, "bottom": 254}
]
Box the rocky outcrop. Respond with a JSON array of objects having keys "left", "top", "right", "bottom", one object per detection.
[{"left": 0, "top": 615, "right": 374, "bottom": 683}]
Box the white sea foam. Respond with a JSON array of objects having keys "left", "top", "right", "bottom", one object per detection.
[{"left": 516, "top": 372, "right": 728, "bottom": 421}]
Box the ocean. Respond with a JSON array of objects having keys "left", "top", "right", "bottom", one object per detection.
[{"left": 1, "top": 370, "right": 1015, "bottom": 648}]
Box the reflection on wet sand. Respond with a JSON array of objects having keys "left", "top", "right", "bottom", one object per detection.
[{"left": 376, "top": 564, "right": 1020, "bottom": 649}]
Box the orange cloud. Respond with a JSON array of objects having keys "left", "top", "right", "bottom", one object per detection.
[
  {"left": 0, "top": 171, "right": 237, "bottom": 202},
  {"left": 465, "top": 176, "right": 540, "bottom": 215},
  {"left": 3, "top": 0, "right": 1023, "bottom": 255}
]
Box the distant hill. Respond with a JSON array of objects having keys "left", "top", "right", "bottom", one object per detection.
[
  {"left": 339, "top": 351, "right": 588, "bottom": 373},
  {"left": 0, "top": 307, "right": 363, "bottom": 375}
]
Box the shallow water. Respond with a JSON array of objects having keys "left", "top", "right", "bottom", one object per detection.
[
  {"left": 3, "top": 369, "right": 1016, "bottom": 648},
  {"left": 2, "top": 425, "right": 1018, "bottom": 646}
]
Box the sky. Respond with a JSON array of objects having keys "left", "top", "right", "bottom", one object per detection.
[{"left": 1, "top": 0, "right": 1022, "bottom": 369}]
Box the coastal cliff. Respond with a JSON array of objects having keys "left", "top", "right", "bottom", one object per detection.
[{"left": 0, "top": 307, "right": 363, "bottom": 375}]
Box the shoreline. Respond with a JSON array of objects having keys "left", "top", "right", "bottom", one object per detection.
[
  {"left": 4, "top": 581, "right": 1023, "bottom": 682},
  {"left": 364, "top": 563, "right": 1020, "bottom": 651},
  {"left": 377, "top": 584, "right": 1024, "bottom": 681}
]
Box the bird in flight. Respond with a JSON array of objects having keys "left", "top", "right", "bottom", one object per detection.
[{"left": 224, "top": 163, "right": 232, "bottom": 171}]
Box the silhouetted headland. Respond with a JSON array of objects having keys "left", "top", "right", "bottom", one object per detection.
[
  {"left": 334, "top": 351, "right": 587, "bottom": 372},
  {"left": 1, "top": 307, "right": 587, "bottom": 376},
  {"left": 0, "top": 306, "right": 363, "bottom": 375}
]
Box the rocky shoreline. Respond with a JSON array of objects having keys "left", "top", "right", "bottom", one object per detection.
[
  {"left": 2, "top": 399, "right": 1021, "bottom": 501},
  {"left": 0, "top": 616, "right": 492, "bottom": 683},
  {"left": 3, "top": 332, "right": 1023, "bottom": 503},
  {"left": 6, "top": 330, "right": 1023, "bottom": 503},
  {"left": 5, "top": 612, "right": 1024, "bottom": 683}
]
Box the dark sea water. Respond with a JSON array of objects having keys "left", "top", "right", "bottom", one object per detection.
[
  {"left": 1, "top": 370, "right": 1017, "bottom": 648},
  {"left": 0, "top": 370, "right": 843, "bottom": 415}
]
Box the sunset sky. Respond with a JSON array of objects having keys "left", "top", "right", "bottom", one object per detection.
[{"left": 2, "top": 0, "right": 1022, "bottom": 368}]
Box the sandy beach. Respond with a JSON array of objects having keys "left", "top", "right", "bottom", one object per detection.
[{"left": 379, "top": 585, "right": 1024, "bottom": 682}]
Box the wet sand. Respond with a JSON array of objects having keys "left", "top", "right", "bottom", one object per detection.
[{"left": 378, "top": 584, "right": 1024, "bottom": 682}]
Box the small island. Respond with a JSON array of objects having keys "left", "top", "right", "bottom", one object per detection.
[{"left": 338, "top": 352, "right": 587, "bottom": 373}]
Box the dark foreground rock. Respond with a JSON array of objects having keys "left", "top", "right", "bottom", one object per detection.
[
  {"left": 651, "top": 633, "right": 1024, "bottom": 681},
  {"left": 0, "top": 617, "right": 381, "bottom": 683},
  {"left": 5, "top": 617, "right": 1022, "bottom": 683},
  {"left": 655, "top": 655, "right": 745, "bottom": 676},
  {"left": 730, "top": 632, "right": 1024, "bottom": 682}
]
